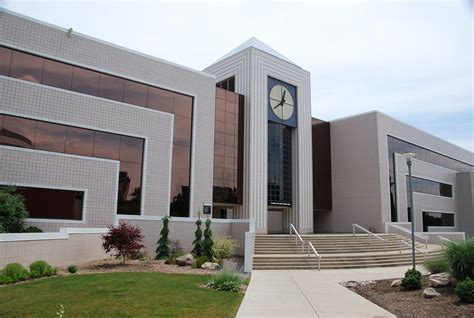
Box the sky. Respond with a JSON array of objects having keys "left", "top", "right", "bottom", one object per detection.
[{"left": 2, "top": 0, "right": 473, "bottom": 152}]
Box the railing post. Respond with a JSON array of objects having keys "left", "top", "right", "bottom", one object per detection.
[
  {"left": 352, "top": 224, "right": 355, "bottom": 237},
  {"left": 399, "top": 240, "right": 402, "bottom": 254}
]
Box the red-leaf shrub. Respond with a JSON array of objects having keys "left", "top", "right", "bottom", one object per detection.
[{"left": 101, "top": 221, "right": 144, "bottom": 263}]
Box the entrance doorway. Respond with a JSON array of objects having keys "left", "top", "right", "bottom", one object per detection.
[{"left": 267, "top": 209, "right": 283, "bottom": 234}]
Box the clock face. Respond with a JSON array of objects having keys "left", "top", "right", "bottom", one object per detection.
[{"left": 269, "top": 85, "right": 294, "bottom": 120}]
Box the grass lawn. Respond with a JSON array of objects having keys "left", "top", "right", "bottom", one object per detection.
[{"left": 0, "top": 272, "right": 244, "bottom": 317}]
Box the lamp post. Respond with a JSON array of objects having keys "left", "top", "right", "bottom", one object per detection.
[{"left": 405, "top": 153, "right": 416, "bottom": 270}]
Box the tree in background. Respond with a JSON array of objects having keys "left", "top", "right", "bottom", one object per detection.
[
  {"left": 202, "top": 218, "right": 214, "bottom": 259},
  {"left": 192, "top": 217, "right": 203, "bottom": 257},
  {"left": 156, "top": 216, "right": 171, "bottom": 259},
  {"left": 101, "top": 221, "right": 144, "bottom": 263},
  {"left": 0, "top": 186, "right": 28, "bottom": 233}
]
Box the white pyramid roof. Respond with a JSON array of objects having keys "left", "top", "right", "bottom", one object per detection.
[{"left": 213, "top": 37, "right": 296, "bottom": 66}]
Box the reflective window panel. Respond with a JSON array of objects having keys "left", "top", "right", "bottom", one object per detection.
[
  {"left": 0, "top": 115, "right": 37, "bottom": 148},
  {"left": 10, "top": 50, "right": 44, "bottom": 83}
]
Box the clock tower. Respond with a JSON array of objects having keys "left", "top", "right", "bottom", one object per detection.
[{"left": 204, "top": 38, "right": 313, "bottom": 234}]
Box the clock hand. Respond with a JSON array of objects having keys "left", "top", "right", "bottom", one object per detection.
[{"left": 273, "top": 100, "right": 283, "bottom": 109}]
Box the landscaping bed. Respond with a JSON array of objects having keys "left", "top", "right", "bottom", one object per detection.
[
  {"left": 348, "top": 276, "right": 474, "bottom": 318},
  {"left": 70, "top": 257, "right": 218, "bottom": 276}
]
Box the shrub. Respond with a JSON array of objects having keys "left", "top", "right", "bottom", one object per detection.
[
  {"left": 102, "top": 221, "right": 144, "bottom": 263},
  {"left": 156, "top": 216, "right": 170, "bottom": 260},
  {"left": 445, "top": 238, "right": 474, "bottom": 281},
  {"left": 29, "top": 260, "right": 55, "bottom": 278},
  {"left": 165, "top": 251, "right": 186, "bottom": 265},
  {"left": 170, "top": 240, "right": 184, "bottom": 256},
  {"left": 424, "top": 257, "right": 450, "bottom": 274},
  {"left": 23, "top": 226, "right": 43, "bottom": 233},
  {"left": 4, "top": 263, "right": 29, "bottom": 283},
  {"left": 207, "top": 269, "right": 243, "bottom": 292},
  {"left": 455, "top": 279, "right": 474, "bottom": 303},
  {"left": 401, "top": 268, "right": 422, "bottom": 290},
  {"left": 0, "top": 186, "right": 29, "bottom": 233},
  {"left": 193, "top": 255, "right": 211, "bottom": 268},
  {"left": 192, "top": 218, "right": 203, "bottom": 257},
  {"left": 202, "top": 218, "right": 214, "bottom": 259},
  {"left": 67, "top": 265, "right": 78, "bottom": 274},
  {"left": 213, "top": 236, "right": 238, "bottom": 260}
]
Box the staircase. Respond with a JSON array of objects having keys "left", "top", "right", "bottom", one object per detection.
[{"left": 253, "top": 233, "right": 444, "bottom": 270}]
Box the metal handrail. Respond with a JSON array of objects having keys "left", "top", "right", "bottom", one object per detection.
[
  {"left": 388, "top": 224, "right": 428, "bottom": 248},
  {"left": 399, "top": 239, "right": 428, "bottom": 258},
  {"left": 307, "top": 241, "right": 321, "bottom": 271},
  {"left": 438, "top": 236, "right": 454, "bottom": 244},
  {"left": 438, "top": 236, "right": 454, "bottom": 249},
  {"left": 289, "top": 223, "right": 305, "bottom": 253},
  {"left": 290, "top": 224, "right": 321, "bottom": 271},
  {"left": 352, "top": 224, "right": 387, "bottom": 250}
]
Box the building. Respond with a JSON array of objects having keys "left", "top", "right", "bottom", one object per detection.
[{"left": 0, "top": 9, "right": 472, "bottom": 266}]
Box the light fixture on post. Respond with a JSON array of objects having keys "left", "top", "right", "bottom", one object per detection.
[{"left": 405, "top": 152, "right": 417, "bottom": 269}]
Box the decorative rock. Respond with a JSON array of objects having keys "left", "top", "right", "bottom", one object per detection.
[
  {"left": 429, "top": 272, "right": 451, "bottom": 287},
  {"left": 201, "top": 262, "right": 220, "bottom": 270},
  {"left": 391, "top": 279, "right": 402, "bottom": 287},
  {"left": 422, "top": 287, "right": 440, "bottom": 298},
  {"left": 176, "top": 254, "right": 194, "bottom": 266}
]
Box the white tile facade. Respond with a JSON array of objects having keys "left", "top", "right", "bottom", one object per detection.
[{"left": 0, "top": 9, "right": 217, "bottom": 224}]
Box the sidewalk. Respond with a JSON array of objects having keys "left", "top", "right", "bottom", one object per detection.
[{"left": 237, "top": 265, "right": 428, "bottom": 317}]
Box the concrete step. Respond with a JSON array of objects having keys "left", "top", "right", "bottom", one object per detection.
[{"left": 253, "top": 233, "right": 439, "bottom": 270}]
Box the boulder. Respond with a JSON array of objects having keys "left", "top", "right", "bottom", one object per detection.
[
  {"left": 176, "top": 254, "right": 194, "bottom": 266},
  {"left": 422, "top": 287, "right": 440, "bottom": 298},
  {"left": 429, "top": 272, "right": 451, "bottom": 287},
  {"left": 201, "top": 262, "right": 220, "bottom": 270},
  {"left": 391, "top": 279, "right": 402, "bottom": 287}
]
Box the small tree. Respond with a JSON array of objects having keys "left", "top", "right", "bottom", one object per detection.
[
  {"left": 156, "top": 216, "right": 171, "bottom": 260},
  {"left": 0, "top": 186, "right": 29, "bottom": 233},
  {"left": 192, "top": 217, "right": 203, "bottom": 257},
  {"left": 101, "top": 221, "right": 144, "bottom": 263},
  {"left": 202, "top": 218, "right": 214, "bottom": 259}
]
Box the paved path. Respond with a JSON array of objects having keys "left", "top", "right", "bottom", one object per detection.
[{"left": 237, "top": 265, "right": 428, "bottom": 318}]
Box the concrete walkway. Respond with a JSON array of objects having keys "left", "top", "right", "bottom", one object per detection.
[{"left": 237, "top": 265, "right": 428, "bottom": 318}]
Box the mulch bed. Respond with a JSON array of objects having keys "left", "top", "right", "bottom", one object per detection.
[
  {"left": 348, "top": 276, "right": 474, "bottom": 318},
  {"left": 64, "top": 258, "right": 216, "bottom": 276}
]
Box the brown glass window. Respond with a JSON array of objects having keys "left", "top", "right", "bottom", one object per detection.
[
  {"left": 10, "top": 51, "right": 44, "bottom": 83},
  {"left": 65, "top": 126, "right": 94, "bottom": 156},
  {"left": 124, "top": 80, "right": 147, "bottom": 107},
  {"left": 215, "top": 132, "right": 225, "bottom": 145},
  {"left": 0, "top": 115, "right": 36, "bottom": 148},
  {"left": 0, "top": 47, "right": 12, "bottom": 76},
  {"left": 170, "top": 168, "right": 190, "bottom": 217},
  {"left": 16, "top": 186, "right": 84, "bottom": 220},
  {"left": 147, "top": 87, "right": 174, "bottom": 113},
  {"left": 35, "top": 121, "right": 67, "bottom": 153},
  {"left": 215, "top": 121, "right": 225, "bottom": 133},
  {"left": 172, "top": 145, "right": 190, "bottom": 170},
  {"left": 173, "top": 116, "right": 192, "bottom": 147},
  {"left": 174, "top": 94, "right": 193, "bottom": 118},
  {"left": 213, "top": 88, "right": 243, "bottom": 205},
  {"left": 42, "top": 59, "right": 73, "bottom": 90},
  {"left": 119, "top": 136, "right": 144, "bottom": 164},
  {"left": 93, "top": 131, "right": 121, "bottom": 160},
  {"left": 71, "top": 67, "right": 100, "bottom": 96},
  {"left": 99, "top": 74, "right": 125, "bottom": 102},
  {"left": 118, "top": 162, "right": 142, "bottom": 215},
  {"left": 216, "top": 109, "right": 225, "bottom": 122}
]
